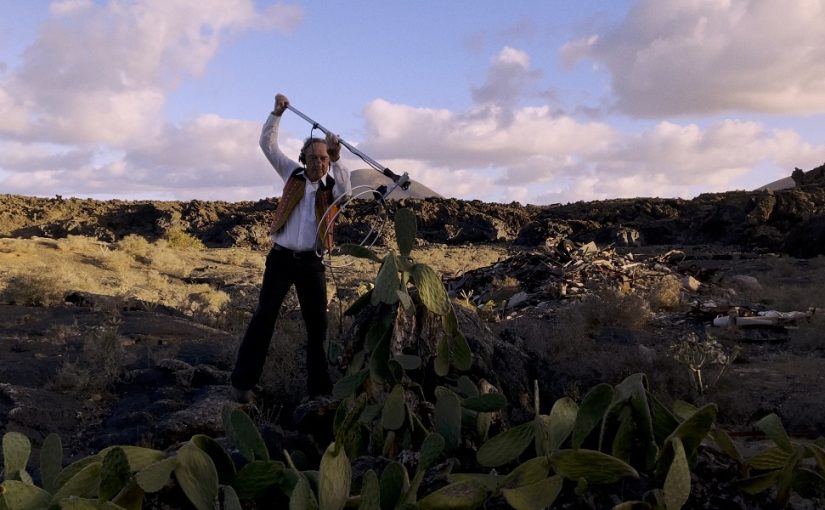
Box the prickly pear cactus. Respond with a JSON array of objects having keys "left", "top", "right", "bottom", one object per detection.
[
  {"left": 501, "top": 474, "right": 563, "bottom": 510},
  {"left": 191, "top": 434, "right": 236, "bottom": 484},
  {"left": 417, "top": 479, "right": 488, "bottom": 510},
  {"left": 136, "top": 457, "right": 177, "bottom": 493},
  {"left": 39, "top": 433, "right": 63, "bottom": 494},
  {"left": 379, "top": 462, "right": 409, "bottom": 510},
  {"left": 0, "top": 480, "right": 51, "bottom": 510},
  {"left": 476, "top": 421, "right": 535, "bottom": 468},
  {"left": 549, "top": 449, "right": 639, "bottom": 485},
  {"left": 2, "top": 432, "right": 31, "bottom": 483},
  {"left": 381, "top": 384, "right": 407, "bottom": 431},
  {"left": 434, "top": 392, "right": 462, "bottom": 452},
  {"left": 174, "top": 443, "right": 219, "bottom": 510},
  {"left": 224, "top": 406, "right": 269, "bottom": 462},
  {"left": 358, "top": 469, "right": 380, "bottom": 510},
  {"left": 411, "top": 264, "right": 450, "bottom": 316},
  {"left": 394, "top": 207, "right": 418, "bottom": 258},
  {"left": 99, "top": 447, "right": 131, "bottom": 502},
  {"left": 318, "top": 442, "right": 351, "bottom": 510},
  {"left": 232, "top": 460, "right": 286, "bottom": 500},
  {"left": 51, "top": 461, "right": 102, "bottom": 503},
  {"left": 372, "top": 253, "right": 401, "bottom": 305},
  {"left": 663, "top": 437, "right": 691, "bottom": 510}
]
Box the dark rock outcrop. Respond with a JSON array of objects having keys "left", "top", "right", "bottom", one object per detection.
[{"left": 1, "top": 163, "right": 824, "bottom": 256}]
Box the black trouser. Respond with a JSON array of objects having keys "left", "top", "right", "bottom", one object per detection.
[{"left": 231, "top": 246, "right": 332, "bottom": 396}]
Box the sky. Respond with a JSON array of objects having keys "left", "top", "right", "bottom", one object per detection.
[{"left": 1, "top": 0, "right": 825, "bottom": 205}]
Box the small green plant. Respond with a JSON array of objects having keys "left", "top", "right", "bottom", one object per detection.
[
  {"left": 329, "top": 209, "right": 477, "bottom": 473},
  {"left": 428, "top": 373, "right": 721, "bottom": 510},
  {"left": 735, "top": 413, "right": 825, "bottom": 508}
]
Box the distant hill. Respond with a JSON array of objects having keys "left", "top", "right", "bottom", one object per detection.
[
  {"left": 757, "top": 175, "right": 795, "bottom": 191},
  {"left": 756, "top": 163, "right": 825, "bottom": 191},
  {"left": 349, "top": 168, "right": 442, "bottom": 199}
]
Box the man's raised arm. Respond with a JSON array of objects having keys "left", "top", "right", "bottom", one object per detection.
[{"left": 259, "top": 93, "right": 299, "bottom": 182}]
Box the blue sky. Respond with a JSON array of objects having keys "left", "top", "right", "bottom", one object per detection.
[{"left": 1, "top": 0, "right": 824, "bottom": 204}]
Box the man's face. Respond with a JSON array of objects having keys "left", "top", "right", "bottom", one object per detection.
[{"left": 304, "top": 141, "right": 329, "bottom": 182}]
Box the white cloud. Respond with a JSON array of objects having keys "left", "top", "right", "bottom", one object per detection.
[
  {"left": 0, "top": 140, "right": 93, "bottom": 173},
  {"left": 564, "top": 0, "right": 825, "bottom": 116},
  {"left": 125, "top": 114, "right": 275, "bottom": 190},
  {"left": 48, "top": 0, "right": 93, "bottom": 16},
  {"left": 0, "top": 86, "right": 30, "bottom": 134},
  {"left": 0, "top": 0, "right": 304, "bottom": 198},
  {"left": 0, "top": 0, "right": 302, "bottom": 198},
  {"left": 3, "top": 0, "right": 302, "bottom": 145},
  {"left": 471, "top": 46, "right": 543, "bottom": 117},
  {"left": 3, "top": 7, "right": 824, "bottom": 206},
  {"left": 0, "top": 121, "right": 283, "bottom": 199},
  {"left": 361, "top": 90, "right": 825, "bottom": 204},
  {"left": 355, "top": 43, "right": 825, "bottom": 203},
  {"left": 361, "top": 99, "right": 615, "bottom": 169}
]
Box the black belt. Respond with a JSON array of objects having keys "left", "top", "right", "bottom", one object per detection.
[{"left": 273, "top": 244, "right": 321, "bottom": 260}]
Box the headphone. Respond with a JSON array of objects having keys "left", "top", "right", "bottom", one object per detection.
[{"left": 299, "top": 137, "right": 327, "bottom": 165}]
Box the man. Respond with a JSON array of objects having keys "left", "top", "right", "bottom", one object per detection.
[{"left": 231, "top": 93, "right": 351, "bottom": 403}]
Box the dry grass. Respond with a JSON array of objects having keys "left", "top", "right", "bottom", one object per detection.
[{"left": 0, "top": 236, "right": 234, "bottom": 321}]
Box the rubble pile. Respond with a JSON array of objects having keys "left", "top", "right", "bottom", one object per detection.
[
  {"left": 446, "top": 240, "right": 682, "bottom": 314},
  {"left": 446, "top": 240, "right": 818, "bottom": 338}
]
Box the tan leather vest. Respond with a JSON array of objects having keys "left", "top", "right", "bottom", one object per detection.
[{"left": 269, "top": 168, "right": 338, "bottom": 251}]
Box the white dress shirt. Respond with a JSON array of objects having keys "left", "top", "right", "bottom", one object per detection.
[{"left": 260, "top": 114, "right": 352, "bottom": 251}]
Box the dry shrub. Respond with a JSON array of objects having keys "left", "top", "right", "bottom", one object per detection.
[
  {"left": 164, "top": 227, "right": 205, "bottom": 251},
  {"left": 487, "top": 275, "right": 521, "bottom": 303},
  {"left": 117, "top": 234, "right": 152, "bottom": 259},
  {"left": 122, "top": 274, "right": 229, "bottom": 323},
  {"left": 787, "top": 314, "right": 825, "bottom": 352},
  {"left": 185, "top": 285, "right": 230, "bottom": 317},
  {"left": 98, "top": 247, "right": 134, "bottom": 274},
  {"left": 0, "top": 270, "right": 67, "bottom": 306},
  {"left": 58, "top": 235, "right": 96, "bottom": 252},
  {"left": 0, "top": 239, "right": 17, "bottom": 254},
  {"left": 51, "top": 312, "right": 126, "bottom": 394},
  {"left": 145, "top": 241, "right": 191, "bottom": 276},
  {"left": 648, "top": 274, "right": 682, "bottom": 311},
  {"left": 575, "top": 288, "right": 651, "bottom": 332},
  {"left": 497, "top": 288, "right": 651, "bottom": 366}
]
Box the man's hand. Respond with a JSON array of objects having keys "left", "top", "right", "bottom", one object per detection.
[
  {"left": 326, "top": 132, "right": 341, "bottom": 161},
  {"left": 273, "top": 94, "right": 289, "bottom": 116}
]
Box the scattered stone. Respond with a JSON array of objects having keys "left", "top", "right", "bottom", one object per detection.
[{"left": 683, "top": 275, "right": 702, "bottom": 292}]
